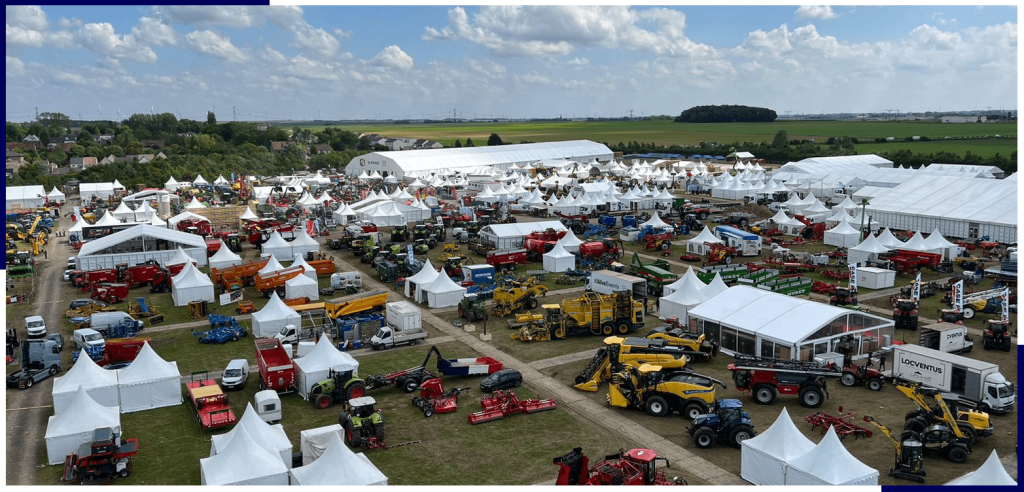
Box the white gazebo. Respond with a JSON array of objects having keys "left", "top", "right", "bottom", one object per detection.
[
  {"left": 51, "top": 355, "right": 119, "bottom": 414},
  {"left": 404, "top": 260, "right": 440, "bottom": 302},
  {"left": 686, "top": 226, "right": 724, "bottom": 255},
  {"left": 251, "top": 292, "right": 301, "bottom": 338},
  {"left": 421, "top": 272, "right": 467, "bottom": 308},
  {"left": 740, "top": 407, "right": 816, "bottom": 485},
  {"left": 542, "top": 240, "right": 575, "bottom": 273},
  {"left": 294, "top": 334, "right": 359, "bottom": 399},
  {"left": 823, "top": 218, "right": 862, "bottom": 248},
  {"left": 170, "top": 261, "right": 215, "bottom": 307},
  {"left": 115, "top": 342, "right": 182, "bottom": 413},
  {"left": 784, "top": 426, "right": 879, "bottom": 486},
  {"left": 208, "top": 245, "right": 243, "bottom": 270},
  {"left": 285, "top": 273, "right": 319, "bottom": 301},
  {"left": 45, "top": 387, "right": 121, "bottom": 464}
]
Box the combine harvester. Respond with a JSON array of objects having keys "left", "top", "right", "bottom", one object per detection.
[{"left": 553, "top": 447, "right": 687, "bottom": 485}]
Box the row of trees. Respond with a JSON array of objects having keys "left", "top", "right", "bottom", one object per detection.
[{"left": 675, "top": 105, "right": 777, "bottom": 123}]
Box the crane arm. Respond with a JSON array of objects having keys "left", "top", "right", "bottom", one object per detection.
[{"left": 863, "top": 416, "right": 902, "bottom": 456}]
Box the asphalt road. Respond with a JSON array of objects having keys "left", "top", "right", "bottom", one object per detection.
[{"left": 6, "top": 207, "right": 68, "bottom": 485}]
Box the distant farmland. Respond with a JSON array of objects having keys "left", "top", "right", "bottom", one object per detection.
[{"left": 292, "top": 120, "right": 1017, "bottom": 157}]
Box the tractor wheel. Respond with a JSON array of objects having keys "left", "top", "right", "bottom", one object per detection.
[
  {"left": 423, "top": 406, "right": 434, "bottom": 418},
  {"left": 645, "top": 395, "right": 670, "bottom": 417},
  {"left": 693, "top": 427, "right": 716, "bottom": 449},
  {"left": 699, "top": 212, "right": 709, "bottom": 220},
  {"left": 799, "top": 386, "right": 824, "bottom": 408},
  {"left": 729, "top": 425, "right": 754, "bottom": 449},
  {"left": 867, "top": 378, "right": 884, "bottom": 391},
  {"left": 948, "top": 445, "right": 969, "bottom": 464},
  {"left": 526, "top": 297, "right": 539, "bottom": 309},
  {"left": 753, "top": 385, "right": 777, "bottom": 405},
  {"left": 231, "top": 335, "right": 239, "bottom": 342},
  {"left": 24, "top": 379, "right": 33, "bottom": 389},
  {"left": 962, "top": 307, "right": 975, "bottom": 319},
  {"left": 1002, "top": 340, "right": 1012, "bottom": 352},
  {"left": 49, "top": 365, "right": 59, "bottom": 376},
  {"left": 403, "top": 378, "right": 420, "bottom": 393},
  {"left": 617, "top": 322, "right": 631, "bottom": 335},
  {"left": 314, "top": 394, "right": 334, "bottom": 409},
  {"left": 346, "top": 382, "right": 367, "bottom": 400},
  {"left": 343, "top": 429, "right": 357, "bottom": 448},
  {"left": 900, "top": 430, "right": 921, "bottom": 444},
  {"left": 983, "top": 337, "right": 993, "bottom": 350},
  {"left": 840, "top": 372, "right": 858, "bottom": 387},
  {"left": 259, "top": 378, "right": 266, "bottom": 391},
  {"left": 119, "top": 469, "right": 130, "bottom": 478},
  {"left": 467, "top": 310, "right": 476, "bottom": 322},
  {"left": 724, "top": 255, "right": 733, "bottom": 265},
  {"left": 905, "top": 416, "right": 929, "bottom": 435},
  {"left": 601, "top": 323, "right": 614, "bottom": 336},
  {"left": 683, "top": 401, "right": 706, "bottom": 421},
  {"left": 661, "top": 242, "right": 671, "bottom": 251}
]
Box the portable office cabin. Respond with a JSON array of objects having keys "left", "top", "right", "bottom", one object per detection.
[{"left": 713, "top": 225, "right": 762, "bottom": 256}]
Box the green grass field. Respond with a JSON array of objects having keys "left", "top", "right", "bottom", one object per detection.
[{"left": 292, "top": 120, "right": 1017, "bottom": 157}]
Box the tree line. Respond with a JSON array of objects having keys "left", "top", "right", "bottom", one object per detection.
[{"left": 674, "top": 105, "right": 777, "bottom": 123}]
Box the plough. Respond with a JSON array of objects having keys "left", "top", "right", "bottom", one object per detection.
[
  {"left": 821, "top": 269, "right": 852, "bottom": 280},
  {"left": 811, "top": 281, "right": 839, "bottom": 295},
  {"left": 467, "top": 390, "right": 557, "bottom": 425},
  {"left": 805, "top": 407, "right": 873, "bottom": 439}
]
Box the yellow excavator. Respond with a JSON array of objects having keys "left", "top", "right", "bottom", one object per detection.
[
  {"left": 646, "top": 316, "right": 721, "bottom": 363},
  {"left": 862, "top": 416, "right": 927, "bottom": 482},
  {"left": 897, "top": 381, "right": 992, "bottom": 444},
  {"left": 573, "top": 336, "right": 692, "bottom": 392}
]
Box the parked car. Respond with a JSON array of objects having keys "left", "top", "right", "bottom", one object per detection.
[
  {"left": 221, "top": 359, "right": 250, "bottom": 390},
  {"left": 69, "top": 298, "right": 105, "bottom": 310},
  {"left": 480, "top": 368, "right": 523, "bottom": 394},
  {"left": 63, "top": 269, "right": 75, "bottom": 282}
]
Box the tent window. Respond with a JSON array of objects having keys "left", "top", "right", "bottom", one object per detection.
[
  {"left": 737, "top": 331, "right": 756, "bottom": 356},
  {"left": 760, "top": 340, "right": 774, "bottom": 358},
  {"left": 968, "top": 223, "right": 979, "bottom": 240},
  {"left": 702, "top": 321, "right": 720, "bottom": 346},
  {"left": 776, "top": 345, "right": 791, "bottom": 359},
  {"left": 720, "top": 328, "right": 737, "bottom": 352}
]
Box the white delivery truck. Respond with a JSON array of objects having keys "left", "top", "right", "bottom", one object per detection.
[
  {"left": 891, "top": 344, "right": 1015, "bottom": 414},
  {"left": 918, "top": 322, "right": 974, "bottom": 354},
  {"left": 370, "top": 301, "right": 427, "bottom": 350},
  {"left": 587, "top": 270, "right": 647, "bottom": 300},
  {"left": 89, "top": 311, "right": 143, "bottom": 335}
]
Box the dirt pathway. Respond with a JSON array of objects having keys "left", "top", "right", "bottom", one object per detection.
[
  {"left": 333, "top": 255, "right": 747, "bottom": 485},
  {"left": 6, "top": 209, "right": 68, "bottom": 485}
]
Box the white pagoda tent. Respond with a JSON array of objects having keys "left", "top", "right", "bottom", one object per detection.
[
  {"left": 543, "top": 240, "right": 575, "bottom": 273},
  {"left": 285, "top": 273, "right": 319, "bottom": 301},
  {"left": 261, "top": 231, "right": 293, "bottom": 260},
  {"left": 294, "top": 334, "right": 359, "bottom": 399},
  {"left": 210, "top": 403, "right": 292, "bottom": 468},
  {"left": 200, "top": 425, "right": 290, "bottom": 485},
  {"left": 421, "top": 271, "right": 467, "bottom": 308},
  {"left": 251, "top": 292, "right": 301, "bottom": 338},
  {"left": 875, "top": 228, "right": 906, "bottom": 249},
  {"left": 848, "top": 233, "right": 892, "bottom": 266},
  {"left": 404, "top": 260, "right": 439, "bottom": 302},
  {"left": 686, "top": 226, "right": 724, "bottom": 255},
  {"left": 785, "top": 426, "right": 878, "bottom": 485},
  {"left": 208, "top": 245, "right": 243, "bottom": 270},
  {"left": 823, "top": 218, "right": 862, "bottom": 248},
  {"left": 258, "top": 255, "right": 285, "bottom": 276},
  {"left": 170, "top": 261, "right": 215, "bottom": 307},
  {"left": 290, "top": 432, "right": 388, "bottom": 485},
  {"left": 51, "top": 354, "right": 119, "bottom": 414},
  {"left": 185, "top": 197, "right": 206, "bottom": 209},
  {"left": 558, "top": 229, "right": 584, "bottom": 254},
  {"left": 45, "top": 387, "right": 121, "bottom": 464},
  {"left": 740, "top": 407, "right": 816, "bottom": 485},
  {"left": 945, "top": 450, "right": 1017, "bottom": 485},
  {"left": 922, "top": 228, "right": 962, "bottom": 260},
  {"left": 115, "top": 342, "right": 182, "bottom": 413}
]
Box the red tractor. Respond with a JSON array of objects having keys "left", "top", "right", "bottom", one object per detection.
[
  {"left": 834, "top": 334, "right": 885, "bottom": 391},
  {"left": 176, "top": 218, "right": 212, "bottom": 237},
  {"left": 706, "top": 243, "right": 738, "bottom": 265},
  {"left": 644, "top": 232, "right": 676, "bottom": 252},
  {"left": 728, "top": 355, "right": 838, "bottom": 408},
  {"left": 578, "top": 238, "right": 624, "bottom": 260},
  {"left": 115, "top": 262, "right": 170, "bottom": 289},
  {"left": 829, "top": 287, "right": 858, "bottom": 306},
  {"left": 91, "top": 283, "right": 130, "bottom": 304},
  {"left": 554, "top": 447, "right": 686, "bottom": 485}
]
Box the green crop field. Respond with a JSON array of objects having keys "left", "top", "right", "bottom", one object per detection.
[
  {"left": 292, "top": 120, "right": 1017, "bottom": 156},
  {"left": 843, "top": 138, "right": 1017, "bottom": 158}
]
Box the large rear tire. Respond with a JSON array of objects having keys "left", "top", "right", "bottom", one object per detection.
[
  {"left": 693, "top": 427, "right": 716, "bottom": 449},
  {"left": 683, "top": 401, "right": 706, "bottom": 421},
  {"left": 729, "top": 425, "right": 754, "bottom": 449},
  {"left": 753, "top": 384, "right": 776, "bottom": 405},
  {"left": 315, "top": 394, "right": 333, "bottom": 409},
  {"left": 867, "top": 378, "right": 884, "bottom": 391},
  {"left": 799, "top": 386, "right": 824, "bottom": 408},
  {"left": 346, "top": 382, "right": 366, "bottom": 400},
  {"left": 841, "top": 372, "right": 857, "bottom": 387},
  {"left": 948, "top": 445, "right": 969, "bottom": 464},
  {"left": 403, "top": 378, "right": 420, "bottom": 393}
]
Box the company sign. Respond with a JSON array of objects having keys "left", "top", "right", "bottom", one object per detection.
[{"left": 896, "top": 349, "right": 951, "bottom": 389}]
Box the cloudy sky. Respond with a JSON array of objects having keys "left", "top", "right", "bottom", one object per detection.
[{"left": 5, "top": 4, "right": 1017, "bottom": 122}]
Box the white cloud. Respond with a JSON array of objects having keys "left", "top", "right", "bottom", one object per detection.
[
  {"left": 373, "top": 45, "right": 414, "bottom": 71},
  {"left": 5, "top": 24, "right": 48, "bottom": 48},
  {"left": 6, "top": 6, "right": 49, "bottom": 31},
  {"left": 185, "top": 30, "right": 248, "bottom": 62},
  {"left": 132, "top": 16, "right": 179, "bottom": 47},
  {"left": 515, "top": 72, "right": 551, "bottom": 84},
  {"left": 908, "top": 24, "right": 962, "bottom": 50},
  {"left": 6, "top": 55, "right": 25, "bottom": 76},
  {"left": 155, "top": 6, "right": 261, "bottom": 29},
  {"left": 78, "top": 23, "right": 158, "bottom": 63},
  {"left": 292, "top": 24, "right": 340, "bottom": 57},
  {"left": 423, "top": 6, "right": 718, "bottom": 59},
  {"left": 333, "top": 28, "right": 353, "bottom": 39},
  {"left": 59, "top": 18, "right": 82, "bottom": 29},
  {"left": 567, "top": 57, "right": 589, "bottom": 66},
  {"left": 795, "top": 6, "right": 836, "bottom": 20}
]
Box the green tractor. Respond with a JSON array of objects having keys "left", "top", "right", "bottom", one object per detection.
[
  {"left": 412, "top": 223, "right": 430, "bottom": 241},
  {"left": 414, "top": 239, "right": 430, "bottom": 255},
  {"left": 391, "top": 225, "right": 409, "bottom": 242},
  {"left": 361, "top": 245, "right": 381, "bottom": 264},
  {"left": 309, "top": 368, "right": 367, "bottom": 409},
  {"left": 458, "top": 294, "right": 489, "bottom": 322},
  {"left": 224, "top": 233, "right": 244, "bottom": 252},
  {"left": 339, "top": 396, "right": 387, "bottom": 449}
]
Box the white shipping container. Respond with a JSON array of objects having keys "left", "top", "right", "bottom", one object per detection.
[
  {"left": 857, "top": 267, "right": 895, "bottom": 290},
  {"left": 386, "top": 301, "right": 422, "bottom": 332}
]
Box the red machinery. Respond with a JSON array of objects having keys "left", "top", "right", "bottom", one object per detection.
[
  {"left": 487, "top": 249, "right": 530, "bottom": 272},
  {"left": 247, "top": 224, "right": 295, "bottom": 246},
  {"left": 679, "top": 253, "right": 701, "bottom": 262},
  {"left": 805, "top": 407, "right": 874, "bottom": 439},
  {"left": 553, "top": 447, "right": 687, "bottom": 486},
  {"left": 91, "top": 283, "right": 130, "bottom": 304},
  {"left": 821, "top": 269, "right": 851, "bottom": 280},
  {"left": 92, "top": 338, "right": 150, "bottom": 367},
  {"left": 578, "top": 238, "right": 625, "bottom": 260},
  {"left": 61, "top": 428, "right": 139, "bottom": 485},
  {"left": 255, "top": 338, "right": 295, "bottom": 392},
  {"left": 885, "top": 250, "right": 942, "bottom": 273},
  {"left": 410, "top": 378, "right": 470, "bottom": 417},
  {"left": 176, "top": 218, "right": 212, "bottom": 236},
  {"left": 205, "top": 237, "right": 222, "bottom": 256},
  {"left": 115, "top": 262, "right": 171, "bottom": 289},
  {"left": 525, "top": 228, "right": 568, "bottom": 242},
  {"left": 706, "top": 243, "right": 738, "bottom": 265},
  {"left": 644, "top": 232, "right": 676, "bottom": 251},
  {"left": 73, "top": 268, "right": 117, "bottom": 290},
  {"left": 728, "top": 355, "right": 840, "bottom": 408},
  {"left": 467, "top": 389, "right": 557, "bottom": 425},
  {"left": 185, "top": 373, "right": 238, "bottom": 430},
  {"left": 811, "top": 281, "right": 838, "bottom": 295}
]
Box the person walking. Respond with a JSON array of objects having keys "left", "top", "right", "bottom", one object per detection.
[
  {"left": 877, "top": 350, "right": 886, "bottom": 372},
  {"left": 43, "top": 249, "right": 48, "bottom": 259}
]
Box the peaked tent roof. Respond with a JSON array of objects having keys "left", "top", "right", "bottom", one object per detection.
[
  {"left": 559, "top": 229, "right": 584, "bottom": 249},
  {"left": 201, "top": 424, "right": 289, "bottom": 485},
  {"left": 261, "top": 230, "right": 291, "bottom": 250},
  {"left": 405, "top": 259, "right": 440, "bottom": 285},
  {"left": 663, "top": 266, "right": 702, "bottom": 293},
  {"left": 945, "top": 450, "right": 1017, "bottom": 485},
  {"left": 52, "top": 350, "right": 118, "bottom": 394},
  {"left": 900, "top": 231, "right": 938, "bottom": 253},
  {"left": 116, "top": 341, "right": 180, "bottom": 384},
  {"left": 185, "top": 197, "right": 206, "bottom": 209},
  {"left": 787, "top": 426, "right": 878, "bottom": 485},
  {"left": 48, "top": 186, "right": 67, "bottom": 199},
  {"left": 208, "top": 244, "right": 242, "bottom": 265},
  {"left": 742, "top": 406, "right": 815, "bottom": 460},
  {"left": 211, "top": 403, "right": 292, "bottom": 462},
  {"left": 163, "top": 246, "right": 197, "bottom": 267},
  {"left": 544, "top": 239, "right": 574, "bottom": 259},
  {"left": 688, "top": 226, "right": 723, "bottom": 245},
  {"left": 771, "top": 210, "right": 806, "bottom": 227},
  {"left": 875, "top": 228, "right": 905, "bottom": 249},
  {"left": 851, "top": 233, "right": 891, "bottom": 254},
  {"left": 286, "top": 272, "right": 318, "bottom": 289},
  {"left": 290, "top": 228, "right": 320, "bottom": 248},
  {"left": 827, "top": 217, "right": 860, "bottom": 236},
  {"left": 294, "top": 334, "right": 359, "bottom": 373},
  {"left": 422, "top": 269, "right": 468, "bottom": 294},
  {"left": 171, "top": 260, "right": 214, "bottom": 289},
  {"left": 253, "top": 291, "right": 300, "bottom": 322},
  {"left": 258, "top": 255, "right": 286, "bottom": 275},
  {"left": 922, "top": 228, "right": 958, "bottom": 250},
  {"left": 640, "top": 211, "right": 671, "bottom": 229},
  {"left": 94, "top": 211, "right": 124, "bottom": 226},
  {"left": 45, "top": 386, "right": 120, "bottom": 439},
  {"left": 290, "top": 432, "right": 388, "bottom": 485}
]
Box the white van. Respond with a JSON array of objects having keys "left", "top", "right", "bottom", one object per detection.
[
  {"left": 25, "top": 316, "right": 46, "bottom": 338},
  {"left": 73, "top": 328, "right": 107, "bottom": 351},
  {"left": 221, "top": 359, "right": 250, "bottom": 390},
  {"left": 89, "top": 311, "right": 143, "bottom": 334}
]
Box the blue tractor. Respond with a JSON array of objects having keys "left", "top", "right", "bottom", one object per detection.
[
  {"left": 687, "top": 399, "right": 756, "bottom": 449},
  {"left": 598, "top": 215, "right": 617, "bottom": 228}
]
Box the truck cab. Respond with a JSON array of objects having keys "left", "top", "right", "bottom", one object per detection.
[{"left": 274, "top": 324, "right": 301, "bottom": 344}]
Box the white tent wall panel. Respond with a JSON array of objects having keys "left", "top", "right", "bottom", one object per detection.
[{"left": 78, "top": 248, "right": 207, "bottom": 271}]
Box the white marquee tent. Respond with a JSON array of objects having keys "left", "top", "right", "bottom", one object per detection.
[
  {"left": 290, "top": 432, "right": 388, "bottom": 485},
  {"left": 785, "top": 426, "right": 878, "bottom": 485},
  {"left": 261, "top": 231, "right": 294, "bottom": 260},
  {"left": 659, "top": 268, "right": 707, "bottom": 321},
  {"left": 559, "top": 229, "right": 584, "bottom": 253},
  {"left": 52, "top": 354, "right": 119, "bottom": 415},
  {"left": 208, "top": 245, "right": 243, "bottom": 270},
  {"left": 686, "top": 226, "right": 724, "bottom": 255},
  {"left": 404, "top": 259, "right": 439, "bottom": 302},
  {"left": 76, "top": 225, "right": 207, "bottom": 271},
  {"left": 210, "top": 403, "right": 292, "bottom": 469},
  {"left": 823, "top": 218, "right": 862, "bottom": 248},
  {"left": 289, "top": 228, "right": 321, "bottom": 257},
  {"left": 294, "top": 334, "right": 359, "bottom": 399},
  {"left": 251, "top": 292, "right": 301, "bottom": 338},
  {"left": 543, "top": 240, "right": 575, "bottom": 273},
  {"left": 290, "top": 253, "right": 318, "bottom": 282},
  {"left": 421, "top": 272, "right": 468, "bottom": 308},
  {"left": 45, "top": 387, "right": 121, "bottom": 464},
  {"left": 359, "top": 201, "right": 406, "bottom": 226},
  {"left": 740, "top": 407, "right": 816, "bottom": 485},
  {"left": 200, "top": 425, "right": 290, "bottom": 485},
  {"left": 847, "top": 233, "right": 892, "bottom": 266},
  {"left": 900, "top": 231, "right": 940, "bottom": 254},
  {"left": 258, "top": 255, "right": 286, "bottom": 276},
  {"left": 285, "top": 273, "right": 319, "bottom": 301},
  {"left": 921, "top": 228, "right": 962, "bottom": 260},
  {"left": 47, "top": 186, "right": 67, "bottom": 203},
  {"left": 115, "top": 342, "right": 182, "bottom": 413},
  {"left": 299, "top": 424, "right": 344, "bottom": 465},
  {"left": 945, "top": 450, "right": 1017, "bottom": 485},
  {"left": 875, "top": 228, "right": 906, "bottom": 249},
  {"left": 170, "top": 261, "right": 215, "bottom": 307}
]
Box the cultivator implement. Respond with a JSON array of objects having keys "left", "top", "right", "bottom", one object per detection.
[
  {"left": 467, "top": 390, "right": 557, "bottom": 425},
  {"left": 805, "top": 407, "right": 873, "bottom": 439}
]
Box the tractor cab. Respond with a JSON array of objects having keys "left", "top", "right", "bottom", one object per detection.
[
  {"left": 414, "top": 239, "right": 430, "bottom": 255},
  {"left": 983, "top": 320, "right": 1013, "bottom": 351},
  {"left": 939, "top": 309, "right": 963, "bottom": 324},
  {"left": 412, "top": 223, "right": 429, "bottom": 240},
  {"left": 348, "top": 396, "right": 378, "bottom": 419}
]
